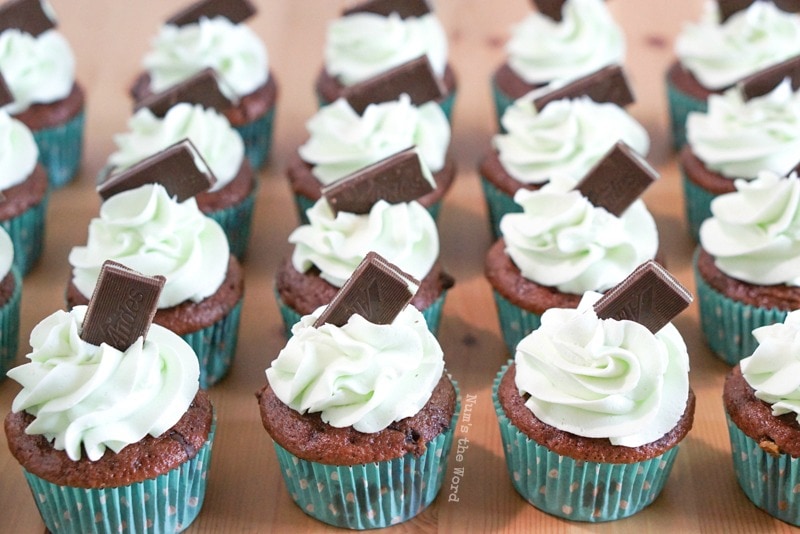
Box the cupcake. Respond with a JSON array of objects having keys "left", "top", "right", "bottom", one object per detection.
[
  {"left": 724, "top": 312, "right": 800, "bottom": 527},
  {"left": 4, "top": 262, "right": 214, "bottom": 533},
  {"left": 491, "top": 0, "right": 625, "bottom": 126},
  {"left": 0, "top": 226, "right": 20, "bottom": 381},
  {"left": 494, "top": 267, "right": 695, "bottom": 522},
  {"left": 130, "top": 0, "right": 277, "bottom": 170},
  {"left": 315, "top": 0, "right": 457, "bottom": 121},
  {"left": 695, "top": 170, "right": 800, "bottom": 365},
  {"left": 102, "top": 102, "right": 257, "bottom": 259},
  {"left": 66, "top": 145, "right": 244, "bottom": 388},
  {"left": 667, "top": 0, "right": 800, "bottom": 150},
  {"left": 287, "top": 93, "right": 454, "bottom": 224},
  {"left": 259, "top": 252, "right": 458, "bottom": 529}
]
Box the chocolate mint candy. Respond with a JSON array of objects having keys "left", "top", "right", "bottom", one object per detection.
[
  {"left": 322, "top": 147, "right": 434, "bottom": 214},
  {"left": 134, "top": 67, "right": 236, "bottom": 117},
  {"left": 0, "top": 71, "right": 14, "bottom": 108},
  {"left": 593, "top": 260, "right": 692, "bottom": 334},
  {"left": 774, "top": 0, "right": 800, "bottom": 13},
  {"left": 343, "top": 55, "right": 445, "bottom": 115},
  {"left": 80, "top": 260, "right": 165, "bottom": 351},
  {"left": 717, "top": 0, "right": 757, "bottom": 22},
  {"left": 343, "top": 0, "right": 430, "bottom": 18},
  {"left": 574, "top": 141, "right": 658, "bottom": 217},
  {"left": 314, "top": 251, "right": 420, "bottom": 328},
  {"left": 530, "top": 0, "right": 567, "bottom": 21},
  {"left": 533, "top": 64, "right": 634, "bottom": 111},
  {"left": 166, "top": 0, "right": 256, "bottom": 26},
  {"left": 97, "top": 138, "right": 216, "bottom": 201},
  {"left": 739, "top": 55, "right": 800, "bottom": 100},
  {"left": 0, "top": 0, "right": 55, "bottom": 36}
]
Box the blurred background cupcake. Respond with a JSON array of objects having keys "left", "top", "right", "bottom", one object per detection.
[{"left": 0, "top": 226, "right": 20, "bottom": 381}]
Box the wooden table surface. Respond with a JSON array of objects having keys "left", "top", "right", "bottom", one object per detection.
[{"left": 0, "top": 1, "right": 795, "bottom": 532}]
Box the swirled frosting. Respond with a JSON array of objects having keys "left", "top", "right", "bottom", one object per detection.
[
  {"left": 506, "top": 0, "right": 624, "bottom": 85},
  {"left": 0, "top": 226, "right": 13, "bottom": 280},
  {"left": 741, "top": 310, "right": 800, "bottom": 421},
  {"left": 266, "top": 304, "right": 444, "bottom": 433},
  {"left": 298, "top": 94, "right": 450, "bottom": 185},
  {"left": 143, "top": 16, "right": 269, "bottom": 98},
  {"left": 699, "top": 171, "right": 800, "bottom": 285},
  {"left": 290, "top": 198, "right": 438, "bottom": 288},
  {"left": 495, "top": 95, "right": 649, "bottom": 184},
  {"left": 69, "top": 184, "right": 229, "bottom": 308},
  {"left": 108, "top": 103, "right": 245, "bottom": 192},
  {"left": 7, "top": 305, "right": 199, "bottom": 462},
  {"left": 515, "top": 292, "right": 690, "bottom": 447},
  {"left": 500, "top": 174, "right": 658, "bottom": 294},
  {"left": 324, "top": 11, "right": 448, "bottom": 86},
  {"left": 0, "top": 110, "right": 38, "bottom": 191},
  {"left": 687, "top": 80, "right": 800, "bottom": 179},
  {"left": 675, "top": 1, "right": 800, "bottom": 90},
  {"left": 0, "top": 28, "right": 75, "bottom": 114}
]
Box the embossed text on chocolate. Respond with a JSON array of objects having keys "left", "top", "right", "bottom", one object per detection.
[
  {"left": 104, "top": 288, "right": 145, "bottom": 348},
  {"left": 448, "top": 393, "right": 477, "bottom": 503}
]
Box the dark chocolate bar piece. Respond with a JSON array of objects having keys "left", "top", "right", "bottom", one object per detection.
[
  {"left": 0, "top": 70, "right": 14, "bottom": 108},
  {"left": 314, "top": 251, "right": 420, "bottom": 328},
  {"left": 166, "top": 0, "right": 255, "bottom": 26},
  {"left": 530, "top": 0, "right": 567, "bottom": 21},
  {"left": 0, "top": 0, "right": 55, "bottom": 36},
  {"left": 343, "top": 55, "right": 445, "bottom": 114},
  {"left": 593, "top": 260, "right": 692, "bottom": 334},
  {"left": 322, "top": 148, "right": 434, "bottom": 214},
  {"left": 774, "top": 0, "right": 800, "bottom": 13},
  {"left": 134, "top": 67, "right": 236, "bottom": 116},
  {"left": 739, "top": 55, "right": 800, "bottom": 100},
  {"left": 533, "top": 64, "right": 634, "bottom": 111},
  {"left": 574, "top": 141, "right": 658, "bottom": 217},
  {"left": 717, "top": 0, "right": 757, "bottom": 22},
  {"left": 97, "top": 139, "right": 216, "bottom": 201},
  {"left": 343, "top": 0, "right": 430, "bottom": 18},
  {"left": 80, "top": 260, "right": 165, "bottom": 351}
]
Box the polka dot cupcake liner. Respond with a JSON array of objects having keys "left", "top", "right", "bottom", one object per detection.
[
  {"left": 680, "top": 170, "right": 718, "bottom": 242},
  {"left": 206, "top": 181, "right": 258, "bottom": 261},
  {"left": 491, "top": 289, "right": 542, "bottom": 357},
  {"left": 0, "top": 265, "right": 21, "bottom": 381},
  {"left": 479, "top": 175, "right": 522, "bottom": 240},
  {"left": 20, "top": 417, "right": 216, "bottom": 534},
  {"left": 726, "top": 414, "right": 800, "bottom": 527},
  {"left": 493, "top": 363, "right": 681, "bottom": 522},
  {"left": 31, "top": 109, "right": 86, "bottom": 189},
  {"left": 181, "top": 299, "right": 243, "bottom": 389},
  {"left": 1, "top": 192, "right": 49, "bottom": 276},
  {"left": 292, "top": 191, "right": 443, "bottom": 226},
  {"left": 271, "top": 380, "right": 460, "bottom": 529},
  {"left": 234, "top": 106, "right": 275, "bottom": 171},
  {"left": 665, "top": 75, "right": 707, "bottom": 152}
]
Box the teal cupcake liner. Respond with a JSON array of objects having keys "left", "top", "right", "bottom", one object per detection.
[
  {"left": 1, "top": 192, "right": 48, "bottom": 276},
  {"left": 490, "top": 77, "right": 515, "bottom": 132},
  {"left": 0, "top": 265, "right": 22, "bottom": 380},
  {"left": 234, "top": 107, "right": 275, "bottom": 171},
  {"left": 681, "top": 170, "right": 719, "bottom": 242},
  {"left": 181, "top": 299, "right": 242, "bottom": 388},
  {"left": 727, "top": 414, "right": 800, "bottom": 526},
  {"left": 493, "top": 363, "right": 680, "bottom": 522},
  {"left": 293, "top": 192, "right": 443, "bottom": 226},
  {"left": 207, "top": 182, "right": 258, "bottom": 260},
  {"left": 272, "top": 381, "right": 459, "bottom": 529},
  {"left": 665, "top": 75, "right": 707, "bottom": 152},
  {"left": 21, "top": 417, "right": 216, "bottom": 534},
  {"left": 31, "top": 110, "right": 85, "bottom": 189},
  {"left": 480, "top": 175, "right": 522, "bottom": 240},
  {"left": 693, "top": 251, "right": 787, "bottom": 365},
  {"left": 491, "top": 289, "right": 542, "bottom": 357}
]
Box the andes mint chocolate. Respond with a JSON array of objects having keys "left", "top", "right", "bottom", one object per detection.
[
  {"left": 739, "top": 55, "right": 800, "bottom": 100},
  {"left": 0, "top": 70, "right": 14, "bottom": 108},
  {"left": 530, "top": 0, "right": 567, "bottom": 21},
  {"left": 97, "top": 139, "right": 216, "bottom": 201},
  {"left": 343, "top": 0, "right": 431, "bottom": 18},
  {"left": 593, "top": 260, "right": 692, "bottom": 334},
  {"left": 533, "top": 64, "right": 634, "bottom": 111},
  {"left": 343, "top": 55, "right": 445, "bottom": 115},
  {"left": 322, "top": 148, "right": 434, "bottom": 214},
  {"left": 80, "top": 260, "right": 165, "bottom": 351},
  {"left": 314, "top": 251, "right": 420, "bottom": 328},
  {"left": 0, "top": 0, "right": 55, "bottom": 36},
  {"left": 166, "top": 0, "right": 256, "bottom": 26},
  {"left": 717, "top": 0, "right": 757, "bottom": 22},
  {"left": 574, "top": 141, "right": 658, "bottom": 217},
  {"left": 134, "top": 67, "right": 236, "bottom": 116}
]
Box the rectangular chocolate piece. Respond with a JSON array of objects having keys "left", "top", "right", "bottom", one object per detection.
[
  {"left": 322, "top": 148, "right": 434, "bottom": 214},
  {"left": 0, "top": 70, "right": 14, "bottom": 108},
  {"left": 530, "top": 0, "right": 567, "bottom": 21},
  {"left": 739, "top": 55, "right": 800, "bottom": 100},
  {"left": 134, "top": 67, "right": 236, "bottom": 117},
  {"left": 80, "top": 260, "right": 165, "bottom": 351},
  {"left": 574, "top": 141, "right": 658, "bottom": 217},
  {"left": 0, "top": 0, "right": 55, "bottom": 36},
  {"left": 593, "top": 260, "right": 692, "bottom": 334},
  {"left": 343, "top": 0, "right": 430, "bottom": 18},
  {"left": 343, "top": 55, "right": 445, "bottom": 115},
  {"left": 314, "top": 251, "right": 420, "bottom": 328},
  {"left": 97, "top": 138, "right": 216, "bottom": 202},
  {"left": 717, "top": 0, "right": 757, "bottom": 22},
  {"left": 533, "top": 64, "right": 634, "bottom": 111},
  {"left": 166, "top": 0, "right": 256, "bottom": 26}
]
